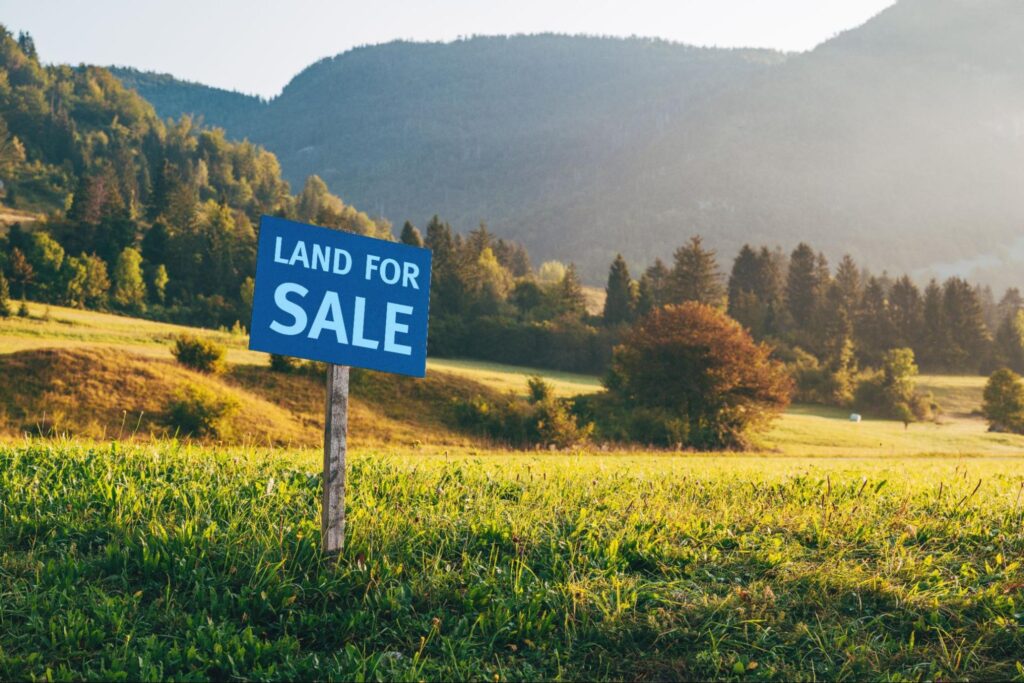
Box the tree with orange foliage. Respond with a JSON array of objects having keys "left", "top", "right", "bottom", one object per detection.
[{"left": 605, "top": 302, "right": 792, "bottom": 450}]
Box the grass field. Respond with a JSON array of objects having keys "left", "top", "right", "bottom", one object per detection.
[{"left": 2, "top": 442, "right": 1023, "bottom": 680}]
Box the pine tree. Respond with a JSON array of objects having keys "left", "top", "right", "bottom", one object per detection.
[
  {"left": 919, "top": 279, "right": 948, "bottom": 370},
  {"left": 727, "top": 244, "right": 782, "bottom": 339},
  {"left": 558, "top": 264, "right": 587, "bottom": 316},
  {"left": 635, "top": 274, "right": 656, "bottom": 318},
  {"left": 855, "top": 277, "right": 896, "bottom": 366},
  {"left": 785, "top": 243, "right": 822, "bottom": 335},
  {"left": 994, "top": 310, "right": 1024, "bottom": 374},
  {"left": 643, "top": 259, "right": 670, "bottom": 309},
  {"left": 943, "top": 277, "right": 991, "bottom": 372},
  {"left": 0, "top": 268, "right": 10, "bottom": 317},
  {"left": 603, "top": 254, "right": 636, "bottom": 325},
  {"left": 668, "top": 235, "right": 724, "bottom": 308},
  {"left": 727, "top": 245, "right": 761, "bottom": 306},
  {"left": 833, "top": 254, "right": 862, "bottom": 315},
  {"left": 424, "top": 215, "right": 453, "bottom": 263},
  {"left": 399, "top": 221, "right": 425, "bottom": 248},
  {"left": 889, "top": 275, "right": 923, "bottom": 350}
]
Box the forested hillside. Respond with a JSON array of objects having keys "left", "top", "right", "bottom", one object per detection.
[
  {"left": 0, "top": 27, "right": 389, "bottom": 328},
  {"left": 113, "top": 0, "right": 1024, "bottom": 288}
]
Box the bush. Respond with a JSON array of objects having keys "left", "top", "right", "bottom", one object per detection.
[
  {"left": 853, "top": 349, "right": 935, "bottom": 425},
  {"left": 452, "top": 383, "right": 591, "bottom": 449},
  {"left": 269, "top": 353, "right": 299, "bottom": 373},
  {"left": 604, "top": 303, "right": 792, "bottom": 450},
  {"left": 575, "top": 393, "right": 690, "bottom": 447},
  {"left": 982, "top": 368, "right": 1024, "bottom": 434},
  {"left": 165, "top": 384, "right": 238, "bottom": 438},
  {"left": 526, "top": 375, "right": 551, "bottom": 404},
  {"left": 172, "top": 335, "right": 226, "bottom": 374}
]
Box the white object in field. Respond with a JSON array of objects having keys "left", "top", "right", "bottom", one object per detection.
[{"left": 850, "top": 413, "right": 862, "bottom": 423}]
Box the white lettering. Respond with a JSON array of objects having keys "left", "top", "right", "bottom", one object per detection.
[
  {"left": 333, "top": 249, "right": 352, "bottom": 275},
  {"left": 289, "top": 241, "right": 309, "bottom": 268},
  {"left": 384, "top": 303, "right": 413, "bottom": 355},
  {"left": 307, "top": 291, "right": 349, "bottom": 343},
  {"left": 365, "top": 254, "right": 381, "bottom": 280},
  {"left": 351, "top": 297, "right": 379, "bottom": 349},
  {"left": 274, "top": 236, "right": 288, "bottom": 264},
  {"left": 269, "top": 283, "right": 308, "bottom": 335},
  {"left": 380, "top": 258, "right": 401, "bottom": 284},
  {"left": 402, "top": 262, "right": 420, "bottom": 289},
  {"left": 312, "top": 244, "right": 330, "bottom": 272}
]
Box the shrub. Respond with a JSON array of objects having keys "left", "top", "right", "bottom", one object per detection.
[
  {"left": 172, "top": 335, "right": 226, "bottom": 374},
  {"left": 853, "top": 348, "right": 934, "bottom": 426},
  {"left": 982, "top": 368, "right": 1024, "bottom": 434},
  {"left": 269, "top": 353, "right": 299, "bottom": 373},
  {"left": 604, "top": 303, "right": 791, "bottom": 450},
  {"left": 165, "top": 384, "right": 238, "bottom": 438},
  {"left": 526, "top": 375, "right": 551, "bottom": 404},
  {"left": 452, "top": 387, "right": 591, "bottom": 449}
]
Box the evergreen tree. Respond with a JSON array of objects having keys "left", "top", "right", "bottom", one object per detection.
[
  {"left": 919, "top": 279, "right": 948, "bottom": 370},
  {"left": 943, "top": 277, "right": 991, "bottom": 372},
  {"left": 993, "top": 310, "right": 1024, "bottom": 374},
  {"left": 820, "top": 282, "right": 854, "bottom": 360},
  {"left": 727, "top": 244, "right": 782, "bottom": 339},
  {"left": 785, "top": 243, "right": 822, "bottom": 335},
  {"left": 635, "top": 274, "right": 656, "bottom": 317},
  {"left": 856, "top": 277, "right": 897, "bottom": 366},
  {"left": 833, "top": 254, "right": 862, "bottom": 315},
  {"left": 425, "top": 215, "right": 454, "bottom": 263},
  {"left": 399, "top": 221, "right": 425, "bottom": 248},
  {"left": 997, "top": 288, "right": 1024, "bottom": 323},
  {"left": 642, "top": 259, "right": 671, "bottom": 309},
  {"left": 112, "top": 247, "right": 147, "bottom": 313},
  {"left": 727, "top": 245, "right": 761, "bottom": 305},
  {"left": 603, "top": 254, "right": 636, "bottom": 325},
  {"left": 889, "top": 275, "right": 923, "bottom": 350},
  {"left": 557, "top": 264, "right": 588, "bottom": 317},
  {"left": 668, "top": 235, "right": 724, "bottom": 308},
  {"left": 0, "top": 268, "right": 10, "bottom": 317}
]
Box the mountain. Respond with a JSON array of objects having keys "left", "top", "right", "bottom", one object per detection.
[
  {"left": 109, "top": 67, "right": 266, "bottom": 132},
  {"left": 112, "top": 0, "right": 1024, "bottom": 287}
]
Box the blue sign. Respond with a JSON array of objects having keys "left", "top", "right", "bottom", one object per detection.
[{"left": 249, "top": 216, "right": 432, "bottom": 377}]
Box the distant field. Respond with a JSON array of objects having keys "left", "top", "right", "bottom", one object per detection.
[
  {"left": 427, "top": 357, "right": 602, "bottom": 397},
  {"left": 2, "top": 442, "right": 1023, "bottom": 680},
  {"left": 3, "top": 301, "right": 1022, "bottom": 456}
]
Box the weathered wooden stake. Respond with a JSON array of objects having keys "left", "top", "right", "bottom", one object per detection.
[{"left": 323, "top": 363, "right": 350, "bottom": 554}]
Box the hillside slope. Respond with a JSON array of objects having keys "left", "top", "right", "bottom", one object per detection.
[{"left": 114, "top": 0, "right": 1024, "bottom": 287}]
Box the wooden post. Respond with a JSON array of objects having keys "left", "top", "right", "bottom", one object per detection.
[{"left": 323, "top": 363, "right": 349, "bottom": 554}]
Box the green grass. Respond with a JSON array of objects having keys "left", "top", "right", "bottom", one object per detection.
[{"left": 2, "top": 442, "right": 1023, "bottom": 680}]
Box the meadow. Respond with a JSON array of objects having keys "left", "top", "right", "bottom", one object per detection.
[
  {"left": 3, "top": 305, "right": 1024, "bottom": 680},
  {"left": 2, "top": 442, "right": 1023, "bottom": 680}
]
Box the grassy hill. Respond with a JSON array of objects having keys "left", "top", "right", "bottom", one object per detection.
[{"left": 2, "top": 302, "right": 1023, "bottom": 455}]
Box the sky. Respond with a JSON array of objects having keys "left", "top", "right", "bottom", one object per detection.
[{"left": 2, "top": 0, "right": 896, "bottom": 99}]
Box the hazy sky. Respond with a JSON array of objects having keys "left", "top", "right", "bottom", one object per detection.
[{"left": 3, "top": 0, "right": 896, "bottom": 98}]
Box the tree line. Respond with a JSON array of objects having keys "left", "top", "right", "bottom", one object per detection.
[{"left": 599, "top": 237, "right": 1024, "bottom": 381}]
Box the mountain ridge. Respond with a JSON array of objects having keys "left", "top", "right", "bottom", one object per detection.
[{"left": 111, "top": 2, "right": 1024, "bottom": 287}]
